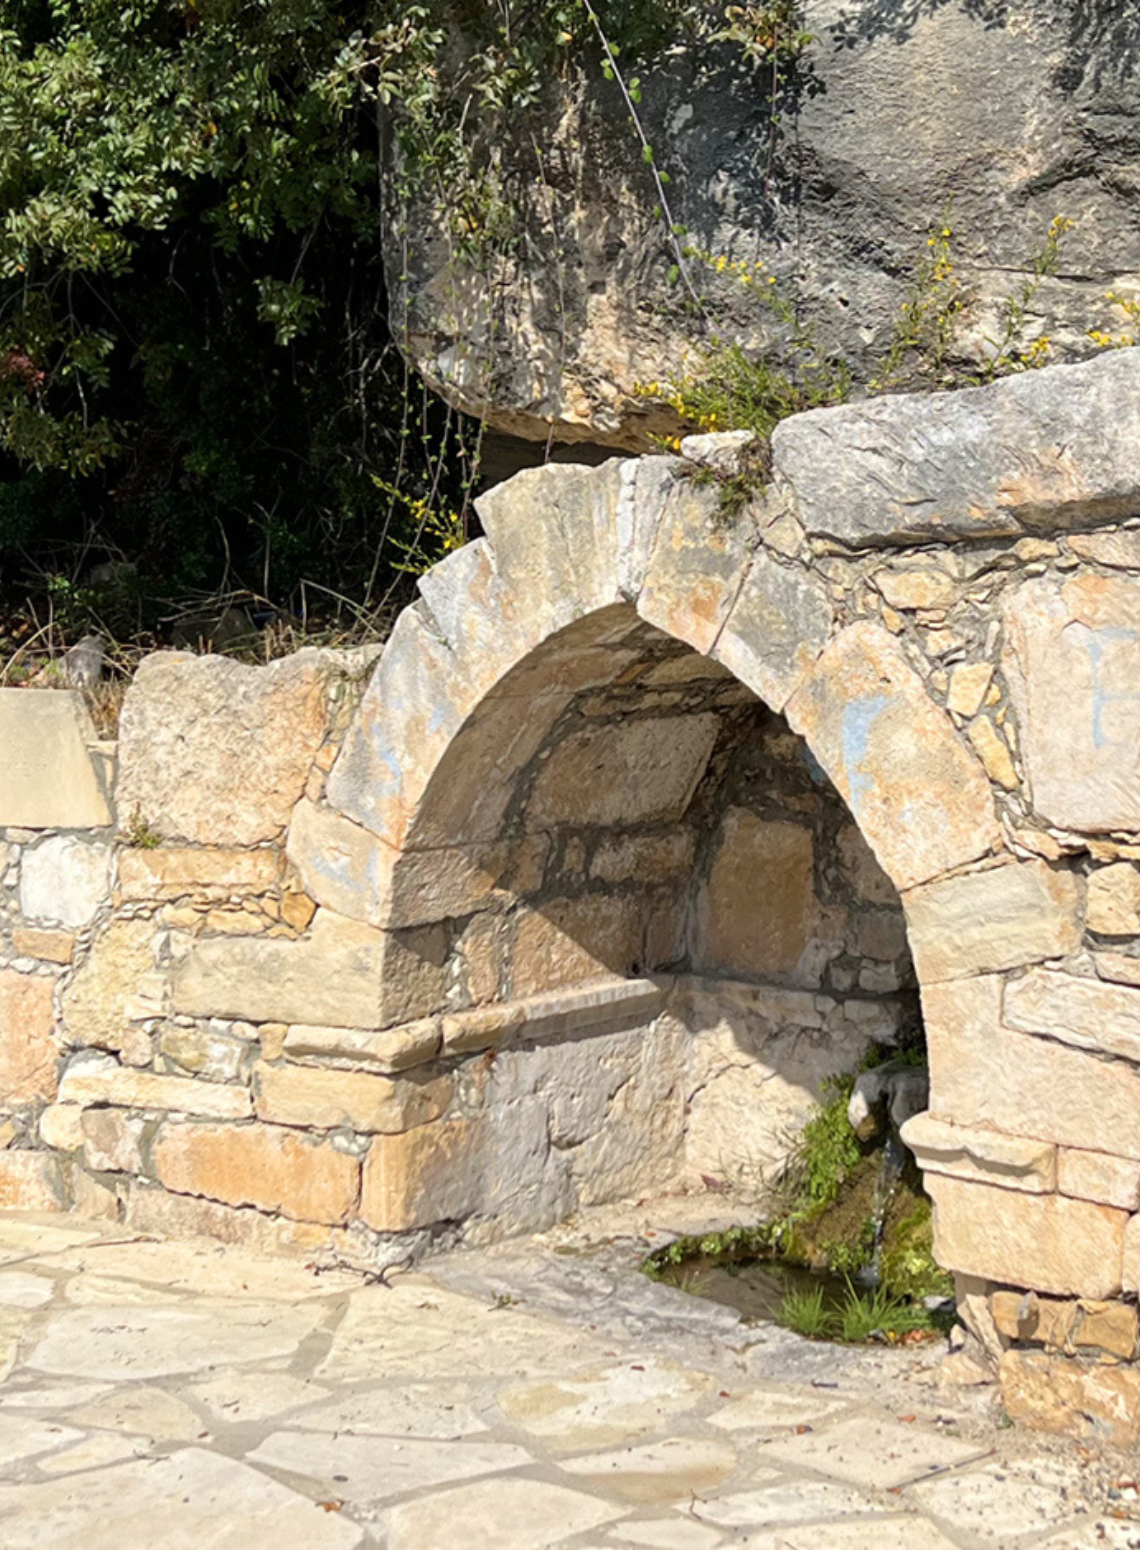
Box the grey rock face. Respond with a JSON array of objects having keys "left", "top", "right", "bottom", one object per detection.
[{"left": 392, "top": 2, "right": 1140, "bottom": 446}]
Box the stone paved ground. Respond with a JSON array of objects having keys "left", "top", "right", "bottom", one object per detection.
[{"left": 0, "top": 1203, "right": 1137, "bottom": 1550}]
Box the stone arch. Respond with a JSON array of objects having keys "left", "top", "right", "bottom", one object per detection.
[{"left": 166, "top": 355, "right": 1140, "bottom": 1338}]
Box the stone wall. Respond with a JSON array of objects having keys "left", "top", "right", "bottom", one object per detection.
[{"left": 7, "top": 350, "right": 1140, "bottom": 1436}]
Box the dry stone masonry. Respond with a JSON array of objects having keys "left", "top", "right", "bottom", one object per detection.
[{"left": 6, "top": 350, "right": 1140, "bottom": 1439}]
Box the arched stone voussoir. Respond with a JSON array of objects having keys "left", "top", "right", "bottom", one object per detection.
[
  {"left": 711, "top": 547, "right": 835, "bottom": 714},
  {"left": 785, "top": 620, "right": 1003, "bottom": 893},
  {"left": 325, "top": 600, "right": 489, "bottom": 849}
]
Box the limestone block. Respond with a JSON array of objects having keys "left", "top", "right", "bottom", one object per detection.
[
  {"left": 925, "top": 975, "right": 1140, "bottom": 1158},
  {"left": 0, "top": 971, "right": 57, "bottom": 1105},
  {"left": 60, "top": 918, "right": 159, "bottom": 1054},
  {"left": 927, "top": 1173, "right": 1126, "bottom": 1298},
  {"left": 696, "top": 812, "right": 821, "bottom": 979},
  {"left": 283, "top": 1020, "right": 442, "bottom": 1073},
  {"left": 252, "top": 1061, "right": 451, "bottom": 1133},
  {"left": 900, "top": 1112, "right": 1056, "bottom": 1193},
  {"left": 904, "top": 860, "right": 1080, "bottom": 982},
  {"left": 1086, "top": 862, "right": 1140, "bottom": 935},
  {"left": 172, "top": 909, "right": 448, "bottom": 1030},
  {"left": 57, "top": 1058, "right": 251, "bottom": 1119},
  {"left": 1091, "top": 950, "right": 1140, "bottom": 988},
  {"left": 1002, "top": 573, "right": 1140, "bottom": 831},
  {"left": 617, "top": 456, "right": 676, "bottom": 600},
  {"left": 509, "top": 896, "right": 646, "bottom": 997},
  {"left": 38, "top": 1104, "right": 86, "bottom": 1152},
  {"left": 81, "top": 1108, "right": 149, "bottom": 1174},
  {"left": 19, "top": 836, "right": 112, "bottom": 928},
  {"left": 837, "top": 824, "right": 899, "bottom": 906},
  {"left": 1057, "top": 1148, "right": 1140, "bottom": 1211},
  {"left": 946, "top": 662, "right": 993, "bottom": 719},
  {"left": 1004, "top": 967, "right": 1140, "bottom": 1063},
  {"left": 153, "top": 1120, "right": 360, "bottom": 1224},
  {"left": 328, "top": 602, "right": 564, "bottom": 851},
  {"left": 116, "top": 649, "right": 337, "bottom": 845},
  {"left": 526, "top": 715, "right": 718, "bottom": 829},
  {"left": 158, "top": 1025, "right": 251, "bottom": 1084},
  {"left": 124, "top": 1181, "right": 335, "bottom": 1256},
  {"left": 11, "top": 929, "right": 74, "bottom": 965},
  {"left": 774, "top": 351, "right": 1140, "bottom": 547},
  {"left": 287, "top": 797, "right": 513, "bottom": 930},
  {"left": 1126, "top": 1213, "right": 1140, "bottom": 1294},
  {"left": 0, "top": 1150, "right": 66, "bottom": 1211},
  {"left": 0, "top": 689, "right": 112, "bottom": 829},
  {"left": 991, "top": 1290, "right": 1138, "bottom": 1359},
  {"left": 786, "top": 622, "right": 1000, "bottom": 891},
  {"left": 1000, "top": 1349, "right": 1140, "bottom": 1449},
  {"left": 117, "top": 847, "right": 283, "bottom": 902},
  {"left": 590, "top": 830, "right": 695, "bottom": 887},
  {"left": 1067, "top": 529, "right": 1140, "bottom": 569},
  {"left": 713, "top": 550, "right": 833, "bottom": 712},
  {"left": 874, "top": 568, "right": 957, "bottom": 611},
  {"left": 359, "top": 1118, "right": 485, "bottom": 1232},
  {"left": 637, "top": 477, "right": 752, "bottom": 656}
]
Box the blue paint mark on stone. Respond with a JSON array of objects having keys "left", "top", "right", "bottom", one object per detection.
[
  {"left": 1084, "top": 625, "right": 1139, "bottom": 750},
  {"left": 841, "top": 694, "right": 892, "bottom": 820}
]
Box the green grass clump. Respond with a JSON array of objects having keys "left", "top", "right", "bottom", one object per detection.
[{"left": 776, "top": 1285, "right": 834, "bottom": 1339}]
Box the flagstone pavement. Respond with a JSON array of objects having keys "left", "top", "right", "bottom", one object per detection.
[{"left": 0, "top": 1201, "right": 1135, "bottom": 1550}]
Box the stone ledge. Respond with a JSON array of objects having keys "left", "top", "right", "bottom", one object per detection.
[
  {"left": 57, "top": 1059, "right": 252, "bottom": 1120},
  {"left": 901, "top": 1112, "right": 1056, "bottom": 1194}
]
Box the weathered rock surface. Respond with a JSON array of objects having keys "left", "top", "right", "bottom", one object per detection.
[
  {"left": 0, "top": 972, "right": 57, "bottom": 1104},
  {"left": 116, "top": 650, "right": 340, "bottom": 845},
  {"left": 19, "top": 836, "right": 112, "bottom": 928},
  {"left": 393, "top": 9, "right": 1140, "bottom": 449},
  {"left": 1000, "top": 1348, "right": 1140, "bottom": 1449},
  {"left": 904, "top": 861, "right": 1081, "bottom": 983}
]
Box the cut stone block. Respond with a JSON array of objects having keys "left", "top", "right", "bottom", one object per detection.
[
  {"left": 152, "top": 1120, "right": 360, "bottom": 1224},
  {"left": 900, "top": 1112, "right": 1056, "bottom": 1193},
  {"left": 991, "top": 1290, "right": 1138, "bottom": 1359},
  {"left": 252, "top": 1061, "right": 451, "bottom": 1133},
  {"left": 60, "top": 918, "right": 158, "bottom": 1054},
  {"left": 927, "top": 1172, "right": 1126, "bottom": 1298},
  {"left": 713, "top": 549, "right": 832, "bottom": 712},
  {"left": 696, "top": 811, "right": 821, "bottom": 978},
  {"left": 1004, "top": 967, "right": 1140, "bottom": 1063},
  {"left": 0, "top": 970, "right": 58, "bottom": 1105},
  {"left": 1086, "top": 862, "right": 1140, "bottom": 935},
  {"left": 1002, "top": 573, "right": 1140, "bottom": 831},
  {"left": 774, "top": 350, "right": 1140, "bottom": 547},
  {"left": 58, "top": 1059, "right": 251, "bottom": 1120},
  {"left": 0, "top": 689, "right": 111, "bottom": 829},
  {"left": 283, "top": 1020, "right": 442, "bottom": 1073},
  {"left": 359, "top": 1119, "right": 484, "bottom": 1231},
  {"left": 10, "top": 929, "right": 74, "bottom": 965},
  {"left": 172, "top": 908, "right": 448, "bottom": 1029},
  {"left": 786, "top": 622, "right": 1000, "bottom": 891},
  {"left": 1000, "top": 1348, "right": 1140, "bottom": 1449},
  {"left": 904, "top": 860, "right": 1080, "bottom": 982},
  {"left": 637, "top": 476, "right": 752, "bottom": 655},
  {"left": 925, "top": 975, "right": 1140, "bottom": 1158},
  {"left": 19, "top": 836, "right": 112, "bottom": 927},
  {"left": 116, "top": 649, "right": 337, "bottom": 845},
  {"left": 946, "top": 661, "right": 994, "bottom": 719},
  {"left": 1057, "top": 1147, "right": 1140, "bottom": 1211},
  {"left": 525, "top": 715, "right": 719, "bottom": 828},
  {"left": 117, "top": 846, "right": 283, "bottom": 901},
  {"left": 0, "top": 1150, "right": 66, "bottom": 1211}
]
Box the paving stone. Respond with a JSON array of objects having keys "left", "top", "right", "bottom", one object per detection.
[
  {"left": 382, "top": 1474, "right": 627, "bottom": 1550},
  {"left": 696, "top": 1479, "right": 878, "bottom": 1528},
  {"left": 248, "top": 1428, "right": 532, "bottom": 1503},
  {"left": 0, "top": 1447, "right": 364, "bottom": 1549},
  {"left": 706, "top": 1388, "right": 850, "bottom": 1433},
  {"left": 559, "top": 1436, "right": 737, "bottom": 1503},
  {"left": 497, "top": 1357, "right": 714, "bottom": 1450},
  {"left": 67, "top": 1384, "right": 207, "bottom": 1440},
  {"left": 732, "top": 1519, "right": 963, "bottom": 1550},
  {"left": 0, "top": 1270, "right": 55, "bottom": 1307},
  {"left": 758, "top": 1414, "right": 988, "bottom": 1490},
  {"left": 37, "top": 1433, "right": 149, "bottom": 1476},
  {"left": 0, "top": 1382, "right": 111, "bottom": 1411},
  {"left": 0, "top": 1411, "right": 84, "bottom": 1467},
  {"left": 29, "top": 1300, "right": 323, "bottom": 1380},
  {"left": 913, "top": 1464, "right": 1079, "bottom": 1541},
  {"left": 189, "top": 1369, "right": 329, "bottom": 1425},
  {"left": 295, "top": 1380, "right": 491, "bottom": 1438},
  {"left": 608, "top": 1519, "right": 724, "bottom": 1549}
]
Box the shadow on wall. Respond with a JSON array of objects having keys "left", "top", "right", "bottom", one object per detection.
[{"left": 383, "top": 603, "right": 921, "bottom": 1218}]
